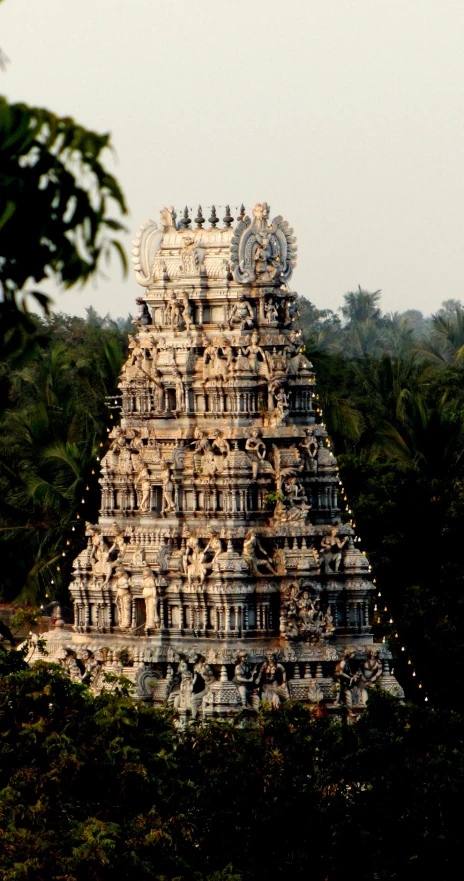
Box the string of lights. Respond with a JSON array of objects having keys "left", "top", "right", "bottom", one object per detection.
[{"left": 293, "top": 305, "right": 428, "bottom": 706}]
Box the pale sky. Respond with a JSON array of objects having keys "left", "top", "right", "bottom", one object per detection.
[{"left": 2, "top": 0, "right": 464, "bottom": 319}]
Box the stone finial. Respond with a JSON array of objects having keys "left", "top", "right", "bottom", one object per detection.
[
  {"left": 223, "top": 205, "right": 234, "bottom": 227},
  {"left": 237, "top": 204, "right": 246, "bottom": 222},
  {"left": 208, "top": 205, "right": 218, "bottom": 227},
  {"left": 180, "top": 206, "right": 191, "bottom": 229},
  {"left": 194, "top": 205, "right": 205, "bottom": 228}
]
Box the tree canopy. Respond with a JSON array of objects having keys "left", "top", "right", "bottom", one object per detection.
[{"left": 0, "top": 649, "right": 462, "bottom": 881}]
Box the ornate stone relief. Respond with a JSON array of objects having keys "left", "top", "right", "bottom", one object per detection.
[{"left": 39, "top": 202, "right": 403, "bottom": 720}]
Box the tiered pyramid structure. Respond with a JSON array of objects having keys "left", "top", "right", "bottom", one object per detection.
[{"left": 45, "top": 203, "right": 402, "bottom": 718}]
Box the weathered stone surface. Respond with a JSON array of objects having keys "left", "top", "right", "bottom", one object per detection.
[{"left": 38, "top": 203, "right": 402, "bottom": 719}]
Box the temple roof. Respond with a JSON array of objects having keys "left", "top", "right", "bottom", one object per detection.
[{"left": 132, "top": 203, "right": 297, "bottom": 289}]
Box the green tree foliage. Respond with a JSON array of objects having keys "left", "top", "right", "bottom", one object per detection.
[
  {"left": 0, "top": 310, "right": 129, "bottom": 604},
  {"left": 299, "top": 291, "right": 464, "bottom": 707},
  {"left": 0, "top": 652, "right": 462, "bottom": 880},
  {"left": 0, "top": 97, "right": 127, "bottom": 337}
]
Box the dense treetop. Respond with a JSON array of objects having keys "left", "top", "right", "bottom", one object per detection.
[{"left": 0, "top": 647, "right": 462, "bottom": 881}]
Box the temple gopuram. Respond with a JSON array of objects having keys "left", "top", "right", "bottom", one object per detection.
[{"left": 36, "top": 202, "right": 403, "bottom": 720}]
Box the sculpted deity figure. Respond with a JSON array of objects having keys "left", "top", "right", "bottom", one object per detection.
[
  {"left": 159, "top": 205, "right": 177, "bottom": 231},
  {"left": 234, "top": 651, "right": 258, "bottom": 708},
  {"left": 256, "top": 652, "right": 289, "bottom": 708},
  {"left": 203, "top": 337, "right": 217, "bottom": 373},
  {"left": 183, "top": 536, "right": 207, "bottom": 586},
  {"left": 164, "top": 292, "right": 182, "bottom": 329},
  {"left": 191, "top": 428, "right": 217, "bottom": 475},
  {"left": 299, "top": 429, "right": 318, "bottom": 473},
  {"left": 245, "top": 427, "right": 266, "bottom": 479},
  {"left": 115, "top": 566, "right": 132, "bottom": 630},
  {"left": 191, "top": 654, "right": 215, "bottom": 719},
  {"left": 161, "top": 466, "right": 176, "bottom": 516},
  {"left": 241, "top": 331, "right": 267, "bottom": 375},
  {"left": 212, "top": 429, "right": 230, "bottom": 458},
  {"left": 135, "top": 465, "right": 151, "bottom": 512},
  {"left": 274, "top": 387, "right": 290, "bottom": 425},
  {"left": 113, "top": 435, "right": 134, "bottom": 473},
  {"left": 320, "top": 527, "right": 348, "bottom": 574},
  {"left": 264, "top": 298, "right": 279, "bottom": 324},
  {"left": 242, "top": 530, "right": 278, "bottom": 576},
  {"left": 335, "top": 649, "right": 359, "bottom": 711},
  {"left": 173, "top": 369, "right": 186, "bottom": 411},
  {"left": 285, "top": 299, "right": 299, "bottom": 325},
  {"left": 180, "top": 291, "right": 194, "bottom": 330},
  {"left": 142, "top": 565, "right": 159, "bottom": 629},
  {"left": 59, "top": 648, "right": 82, "bottom": 682},
  {"left": 80, "top": 648, "right": 105, "bottom": 691},
  {"left": 255, "top": 233, "right": 278, "bottom": 280},
  {"left": 359, "top": 649, "right": 382, "bottom": 704},
  {"left": 284, "top": 331, "right": 311, "bottom": 374},
  {"left": 228, "top": 293, "right": 254, "bottom": 330},
  {"left": 203, "top": 530, "right": 223, "bottom": 566},
  {"left": 252, "top": 201, "right": 270, "bottom": 230},
  {"left": 135, "top": 297, "right": 151, "bottom": 326},
  {"left": 158, "top": 537, "right": 173, "bottom": 572},
  {"left": 151, "top": 369, "right": 164, "bottom": 412},
  {"left": 89, "top": 529, "right": 125, "bottom": 585},
  {"left": 173, "top": 439, "right": 185, "bottom": 469}
]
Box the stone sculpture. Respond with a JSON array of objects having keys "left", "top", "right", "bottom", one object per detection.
[{"left": 36, "top": 201, "right": 402, "bottom": 721}]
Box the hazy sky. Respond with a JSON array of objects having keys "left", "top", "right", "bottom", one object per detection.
[{"left": 2, "top": 0, "right": 464, "bottom": 319}]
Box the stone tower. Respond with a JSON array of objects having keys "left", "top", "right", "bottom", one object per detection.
[{"left": 60, "top": 203, "right": 402, "bottom": 718}]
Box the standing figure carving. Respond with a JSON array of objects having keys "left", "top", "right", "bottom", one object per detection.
[
  {"left": 173, "top": 369, "right": 186, "bottom": 412},
  {"left": 245, "top": 428, "right": 266, "bottom": 479},
  {"left": 336, "top": 649, "right": 359, "bottom": 711},
  {"left": 256, "top": 653, "right": 289, "bottom": 707},
  {"left": 234, "top": 652, "right": 258, "bottom": 708},
  {"left": 320, "top": 528, "right": 348, "bottom": 574},
  {"left": 299, "top": 429, "right": 318, "bottom": 473},
  {"left": 360, "top": 649, "right": 382, "bottom": 704},
  {"left": 115, "top": 566, "right": 132, "bottom": 631},
  {"left": 161, "top": 466, "right": 176, "bottom": 516},
  {"left": 135, "top": 466, "right": 151, "bottom": 512},
  {"left": 142, "top": 566, "right": 159, "bottom": 629}
]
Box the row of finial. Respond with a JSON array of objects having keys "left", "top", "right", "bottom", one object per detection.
[{"left": 178, "top": 204, "right": 246, "bottom": 229}]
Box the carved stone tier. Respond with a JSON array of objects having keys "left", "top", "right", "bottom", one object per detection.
[{"left": 46, "top": 203, "right": 403, "bottom": 719}]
